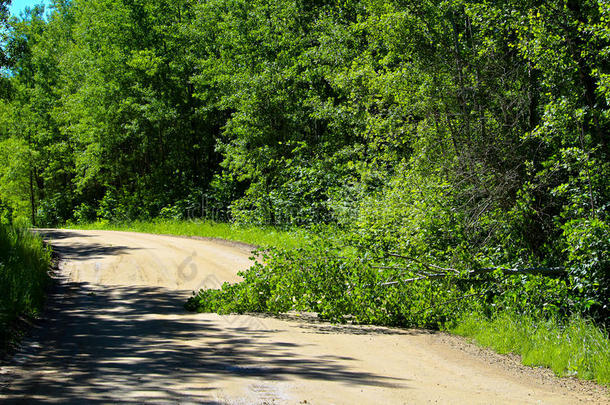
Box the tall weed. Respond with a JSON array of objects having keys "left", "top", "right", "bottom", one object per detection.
[
  {"left": 0, "top": 224, "right": 50, "bottom": 347},
  {"left": 451, "top": 312, "right": 610, "bottom": 385}
]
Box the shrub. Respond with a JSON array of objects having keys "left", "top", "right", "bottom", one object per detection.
[{"left": 0, "top": 224, "right": 50, "bottom": 347}]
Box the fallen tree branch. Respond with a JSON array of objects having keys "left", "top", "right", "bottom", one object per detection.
[
  {"left": 416, "top": 274, "right": 515, "bottom": 314},
  {"left": 380, "top": 266, "right": 566, "bottom": 286},
  {"left": 467, "top": 266, "right": 566, "bottom": 276},
  {"left": 386, "top": 253, "right": 461, "bottom": 274}
]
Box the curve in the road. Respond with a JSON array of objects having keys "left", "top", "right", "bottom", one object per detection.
[{"left": 1, "top": 229, "right": 607, "bottom": 404}]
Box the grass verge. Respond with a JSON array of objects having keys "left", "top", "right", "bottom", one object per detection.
[
  {"left": 0, "top": 223, "right": 50, "bottom": 349},
  {"left": 68, "top": 219, "right": 308, "bottom": 249},
  {"left": 450, "top": 312, "right": 610, "bottom": 386}
]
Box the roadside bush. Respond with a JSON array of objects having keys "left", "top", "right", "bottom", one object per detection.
[
  {"left": 562, "top": 217, "right": 610, "bottom": 324},
  {"left": 230, "top": 146, "right": 356, "bottom": 228},
  {"left": 0, "top": 198, "right": 13, "bottom": 225},
  {"left": 159, "top": 204, "right": 187, "bottom": 221},
  {"left": 0, "top": 224, "right": 50, "bottom": 347},
  {"left": 97, "top": 188, "right": 152, "bottom": 222},
  {"left": 73, "top": 202, "right": 98, "bottom": 224},
  {"left": 36, "top": 192, "right": 73, "bottom": 227}
]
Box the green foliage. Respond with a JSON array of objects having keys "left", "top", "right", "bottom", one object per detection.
[
  {"left": 72, "top": 202, "right": 97, "bottom": 224},
  {"left": 563, "top": 217, "right": 610, "bottom": 320},
  {"left": 186, "top": 236, "right": 574, "bottom": 328},
  {"left": 0, "top": 138, "right": 33, "bottom": 221},
  {"left": 36, "top": 192, "right": 73, "bottom": 227},
  {"left": 350, "top": 165, "right": 465, "bottom": 257},
  {"left": 0, "top": 1, "right": 12, "bottom": 100},
  {"left": 230, "top": 146, "right": 356, "bottom": 226},
  {"left": 0, "top": 223, "right": 50, "bottom": 348},
  {"left": 0, "top": 197, "right": 14, "bottom": 225}
]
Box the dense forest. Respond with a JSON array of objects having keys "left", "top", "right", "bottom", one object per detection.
[{"left": 1, "top": 0, "right": 608, "bottom": 332}]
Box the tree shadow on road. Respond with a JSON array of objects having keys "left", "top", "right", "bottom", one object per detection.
[
  {"left": 1, "top": 278, "right": 408, "bottom": 404},
  {"left": 34, "top": 229, "right": 139, "bottom": 262},
  {"left": 34, "top": 229, "right": 95, "bottom": 240},
  {"left": 48, "top": 242, "right": 138, "bottom": 261},
  {"left": 258, "top": 313, "right": 437, "bottom": 336}
]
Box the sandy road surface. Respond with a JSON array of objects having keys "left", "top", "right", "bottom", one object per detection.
[{"left": 1, "top": 229, "right": 608, "bottom": 404}]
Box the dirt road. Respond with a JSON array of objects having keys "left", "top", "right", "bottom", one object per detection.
[{"left": 1, "top": 229, "right": 608, "bottom": 404}]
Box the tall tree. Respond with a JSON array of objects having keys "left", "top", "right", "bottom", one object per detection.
[
  {"left": 0, "top": 0, "right": 11, "bottom": 97},
  {"left": 0, "top": 0, "right": 10, "bottom": 64}
]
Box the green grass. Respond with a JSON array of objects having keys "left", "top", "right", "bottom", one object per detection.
[
  {"left": 0, "top": 223, "right": 50, "bottom": 348},
  {"left": 450, "top": 311, "right": 610, "bottom": 386},
  {"left": 67, "top": 219, "right": 309, "bottom": 249}
]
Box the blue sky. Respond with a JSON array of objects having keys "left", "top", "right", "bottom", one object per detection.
[{"left": 9, "top": 0, "right": 50, "bottom": 17}]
